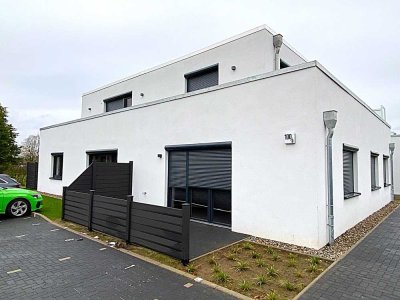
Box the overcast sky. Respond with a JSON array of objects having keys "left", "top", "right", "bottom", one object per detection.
[{"left": 1, "top": 0, "right": 399, "bottom": 143}]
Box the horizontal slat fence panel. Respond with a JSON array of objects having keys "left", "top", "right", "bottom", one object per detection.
[{"left": 62, "top": 188, "right": 190, "bottom": 264}]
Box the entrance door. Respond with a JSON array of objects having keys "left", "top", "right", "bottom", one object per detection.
[{"left": 167, "top": 145, "right": 232, "bottom": 226}]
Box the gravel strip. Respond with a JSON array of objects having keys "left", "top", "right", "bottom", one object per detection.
[{"left": 249, "top": 200, "right": 399, "bottom": 260}]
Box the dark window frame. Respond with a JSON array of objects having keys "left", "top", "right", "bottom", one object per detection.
[
  {"left": 86, "top": 149, "right": 118, "bottom": 165},
  {"left": 383, "top": 155, "right": 390, "bottom": 187},
  {"left": 371, "top": 152, "right": 381, "bottom": 191},
  {"left": 51, "top": 153, "right": 63, "bottom": 180},
  {"left": 185, "top": 64, "right": 219, "bottom": 93},
  {"left": 104, "top": 92, "right": 132, "bottom": 112},
  {"left": 343, "top": 145, "right": 361, "bottom": 199}
]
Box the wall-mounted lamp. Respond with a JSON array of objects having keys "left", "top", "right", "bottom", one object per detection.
[
  {"left": 88, "top": 107, "right": 92, "bottom": 111},
  {"left": 157, "top": 153, "right": 162, "bottom": 158},
  {"left": 231, "top": 66, "right": 236, "bottom": 71},
  {"left": 140, "top": 93, "right": 144, "bottom": 97}
]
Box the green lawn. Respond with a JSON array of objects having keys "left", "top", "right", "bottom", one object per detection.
[{"left": 38, "top": 195, "right": 62, "bottom": 220}]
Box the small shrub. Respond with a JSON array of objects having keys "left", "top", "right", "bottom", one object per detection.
[
  {"left": 307, "top": 263, "right": 319, "bottom": 273},
  {"left": 309, "top": 256, "right": 321, "bottom": 265},
  {"left": 266, "top": 265, "right": 279, "bottom": 277},
  {"left": 255, "top": 274, "right": 267, "bottom": 286},
  {"left": 251, "top": 251, "right": 261, "bottom": 259},
  {"left": 208, "top": 255, "right": 217, "bottom": 265},
  {"left": 272, "top": 252, "right": 280, "bottom": 261},
  {"left": 186, "top": 263, "right": 197, "bottom": 274},
  {"left": 239, "top": 280, "right": 251, "bottom": 291},
  {"left": 294, "top": 269, "right": 303, "bottom": 278},
  {"left": 242, "top": 242, "right": 254, "bottom": 250},
  {"left": 225, "top": 252, "right": 237, "bottom": 261},
  {"left": 255, "top": 259, "right": 267, "bottom": 267},
  {"left": 280, "top": 280, "right": 297, "bottom": 291},
  {"left": 212, "top": 263, "right": 222, "bottom": 274},
  {"left": 266, "top": 290, "right": 278, "bottom": 300},
  {"left": 288, "top": 257, "right": 297, "bottom": 267},
  {"left": 266, "top": 246, "right": 274, "bottom": 255},
  {"left": 288, "top": 253, "right": 298, "bottom": 260},
  {"left": 213, "top": 271, "right": 230, "bottom": 283},
  {"left": 232, "top": 245, "right": 241, "bottom": 254},
  {"left": 235, "top": 261, "right": 250, "bottom": 272}
]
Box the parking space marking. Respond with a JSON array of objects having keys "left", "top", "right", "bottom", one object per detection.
[
  {"left": 7, "top": 269, "right": 22, "bottom": 274},
  {"left": 99, "top": 248, "right": 107, "bottom": 251},
  {"left": 184, "top": 283, "right": 193, "bottom": 288},
  {"left": 15, "top": 234, "right": 26, "bottom": 238},
  {"left": 50, "top": 228, "right": 60, "bottom": 232},
  {"left": 124, "top": 264, "right": 135, "bottom": 270},
  {"left": 32, "top": 223, "right": 41, "bottom": 226},
  {"left": 58, "top": 257, "right": 71, "bottom": 261}
]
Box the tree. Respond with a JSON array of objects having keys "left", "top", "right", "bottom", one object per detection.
[
  {"left": 20, "top": 134, "right": 40, "bottom": 162},
  {"left": 0, "top": 103, "right": 20, "bottom": 172}
]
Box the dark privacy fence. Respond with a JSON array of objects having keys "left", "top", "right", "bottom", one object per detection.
[
  {"left": 62, "top": 189, "right": 190, "bottom": 264},
  {"left": 68, "top": 161, "right": 133, "bottom": 200},
  {"left": 26, "top": 162, "right": 38, "bottom": 190}
]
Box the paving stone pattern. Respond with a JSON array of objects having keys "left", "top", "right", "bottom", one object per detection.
[
  {"left": 0, "top": 215, "right": 234, "bottom": 300},
  {"left": 301, "top": 207, "right": 400, "bottom": 300}
]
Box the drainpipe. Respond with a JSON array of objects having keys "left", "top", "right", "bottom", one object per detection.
[
  {"left": 273, "top": 34, "right": 283, "bottom": 70},
  {"left": 389, "top": 142, "right": 395, "bottom": 200},
  {"left": 323, "top": 110, "right": 338, "bottom": 245}
]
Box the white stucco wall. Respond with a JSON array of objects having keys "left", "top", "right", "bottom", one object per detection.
[
  {"left": 391, "top": 135, "right": 400, "bottom": 195},
  {"left": 80, "top": 27, "right": 306, "bottom": 118},
  {"left": 39, "top": 63, "right": 391, "bottom": 249}
]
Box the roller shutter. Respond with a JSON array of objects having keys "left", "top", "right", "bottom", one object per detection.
[{"left": 186, "top": 66, "right": 218, "bottom": 92}]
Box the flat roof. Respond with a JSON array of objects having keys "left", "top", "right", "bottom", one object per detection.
[
  {"left": 82, "top": 24, "right": 307, "bottom": 96},
  {"left": 41, "top": 61, "right": 390, "bottom": 131}
]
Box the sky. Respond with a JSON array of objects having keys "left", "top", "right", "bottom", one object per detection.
[{"left": 1, "top": 0, "right": 399, "bottom": 143}]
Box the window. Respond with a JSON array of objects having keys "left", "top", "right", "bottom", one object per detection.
[
  {"left": 383, "top": 155, "right": 390, "bottom": 187},
  {"left": 104, "top": 92, "right": 132, "bottom": 112},
  {"left": 87, "top": 150, "right": 117, "bottom": 165},
  {"left": 371, "top": 152, "right": 380, "bottom": 191},
  {"left": 280, "top": 59, "right": 290, "bottom": 69},
  {"left": 185, "top": 65, "right": 218, "bottom": 92},
  {"left": 343, "top": 145, "right": 360, "bottom": 199},
  {"left": 51, "top": 153, "right": 63, "bottom": 180}
]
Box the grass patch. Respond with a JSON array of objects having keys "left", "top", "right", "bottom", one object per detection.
[{"left": 38, "top": 195, "right": 62, "bottom": 220}]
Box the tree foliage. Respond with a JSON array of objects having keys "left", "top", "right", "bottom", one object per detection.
[
  {"left": 0, "top": 103, "right": 20, "bottom": 172},
  {"left": 20, "top": 134, "right": 40, "bottom": 163}
]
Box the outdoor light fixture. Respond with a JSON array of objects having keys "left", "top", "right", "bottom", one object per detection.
[
  {"left": 88, "top": 107, "right": 91, "bottom": 111},
  {"left": 323, "top": 110, "right": 338, "bottom": 246},
  {"left": 157, "top": 154, "right": 162, "bottom": 158},
  {"left": 140, "top": 93, "right": 144, "bottom": 97},
  {"left": 231, "top": 66, "right": 236, "bottom": 71}
]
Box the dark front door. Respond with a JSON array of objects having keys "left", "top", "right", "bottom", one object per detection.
[{"left": 167, "top": 145, "right": 232, "bottom": 227}]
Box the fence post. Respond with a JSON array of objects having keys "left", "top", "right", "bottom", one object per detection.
[
  {"left": 126, "top": 195, "right": 133, "bottom": 244},
  {"left": 61, "top": 186, "right": 67, "bottom": 220},
  {"left": 88, "top": 190, "right": 95, "bottom": 231},
  {"left": 181, "top": 203, "right": 190, "bottom": 265},
  {"left": 128, "top": 161, "right": 133, "bottom": 195}
]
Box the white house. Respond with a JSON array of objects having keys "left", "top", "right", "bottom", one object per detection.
[{"left": 38, "top": 25, "right": 393, "bottom": 249}]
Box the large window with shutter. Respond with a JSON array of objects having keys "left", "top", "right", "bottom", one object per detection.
[
  {"left": 343, "top": 145, "right": 360, "bottom": 199},
  {"left": 185, "top": 65, "right": 219, "bottom": 92},
  {"left": 371, "top": 152, "right": 380, "bottom": 191},
  {"left": 167, "top": 143, "right": 231, "bottom": 226}
]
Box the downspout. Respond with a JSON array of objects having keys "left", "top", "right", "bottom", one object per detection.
[
  {"left": 273, "top": 34, "right": 283, "bottom": 70},
  {"left": 323, "top": 110, "right": 338, "bottom": 245},
  {"left": 389, "top": 142, "right": 395, "bottom": 200}
]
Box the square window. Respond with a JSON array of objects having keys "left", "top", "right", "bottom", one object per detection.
[{"left": 104, "top": 92, "right": 132, "bottom": 112}]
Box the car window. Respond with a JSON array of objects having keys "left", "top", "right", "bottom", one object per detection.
[{"left": 0, "top": 178, "right": 7, "bottom": 183}]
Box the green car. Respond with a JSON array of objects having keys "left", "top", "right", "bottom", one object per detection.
[{"left": 0, "top": 187, "right": 43, "bottom": 217}]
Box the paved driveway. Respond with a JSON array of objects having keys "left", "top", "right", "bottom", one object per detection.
[
  {"left": 300, "top": 206, "right": 400, "bottom": 300},
  {"left": 0, "top": 215, "right": 235, "bottom": 300}
]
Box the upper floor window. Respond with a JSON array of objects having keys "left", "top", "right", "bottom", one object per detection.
[
  {"left": 280, "top": 59, "right": 290, "bottom": 69},
  {"left": 51, "top": 153, "right": 63, "bottom": 180},
  {"left": 185, "top": 65, "right": 218, "bottom": 93},
  {"left": 104, "top": 92, "right": 132, "bottom": 112},
  {"left": 371, "top": 152, "right": 381, "bottom": 191},
  {"left": 383, "top": 155, "right": 390, "bottom": 187}
]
